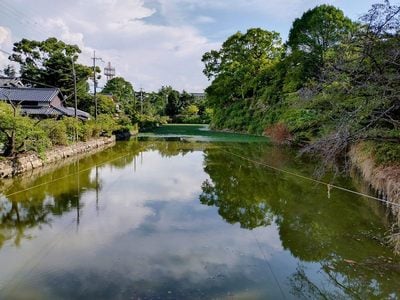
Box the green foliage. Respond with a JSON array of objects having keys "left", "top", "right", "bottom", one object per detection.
[
  {"left": 95, "top": 114, "right": 119, "bottom": 137},
  {"left": 10, "top": 37, "right": 94, "bottom": 106},
  {"left": 0, "top": 102, "right": 50, "bottom": 156},
  {"left": 202, "top": 27, "right": 284, "bottom": 132},
  {"left": 96, "top": 94, "right": 116, "bottom": 115},
  {"left": 286, "top": 4, "right": 355, "bottom": 89},
  {"left": 61, "top": 117, "right": 81, "bottom": 142},
  {"left": 3, "top": 65, "right": 16, "bottom": 77},
  {"left": 202, "top": 2, "right": 400, "bottom": 167},
  {"left": 101, "top": 77, "right": 135, "bottom": 115},
  {"left": 39, "top": 119, "right": 68, "bottom": 146},
  {"left": 373, "top": 143, "right": 400, "bottom": 165}
]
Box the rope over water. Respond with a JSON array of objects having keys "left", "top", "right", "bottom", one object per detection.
[{"left": 219, "top": 148, "right": 400, "bottom": 208}]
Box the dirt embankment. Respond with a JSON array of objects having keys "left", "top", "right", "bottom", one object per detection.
[
  {"left": 0, "top": 136, "right": 116, "bottom": 179},
  {"left": 350, "top": 144, "right": 400, "bottom": 219}
]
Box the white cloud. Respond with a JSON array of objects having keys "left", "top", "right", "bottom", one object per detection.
[
  {"left": 0, "top": 0, "right": 374, "bottom": 91},
  {"left": 195, "top": 16, "right": 215, "bottom": 24},
  {"left": 1, "top": 0, "right": 216, "bottom": 91},
  {"left": 0, "top": 26, "right": 14, "bottom": 71}
]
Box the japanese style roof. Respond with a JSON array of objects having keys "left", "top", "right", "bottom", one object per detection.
[
  {"left": 21, "top": 106, "right": 91, "bottom": 120},
  {"left": 0, "top": 87, "right": 61, "bottom": 103},
  {"left": 65, "top": 107, "right": 91, "bottom": 119},
  {"left": 0, "top": 87, "right": 91, "bottom": 120},
  {"left": 21, "top": 107, "right": 65, "bottom": 116}
]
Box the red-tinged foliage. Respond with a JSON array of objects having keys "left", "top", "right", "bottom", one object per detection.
[{"left": 264, "top": 123, "right": 292, "bottom": 145}]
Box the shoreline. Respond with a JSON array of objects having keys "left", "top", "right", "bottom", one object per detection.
[
  {"left": 0, "top": 136, "right": 116, "bottom": 179},
  {"left": 350, "top": 144, "right": 400, "bottom": 220}
]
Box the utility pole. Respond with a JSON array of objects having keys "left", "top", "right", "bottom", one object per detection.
[
  {"left": 140, "top": 87, "right": 143, "bottom": 114},
  {"left": 71, "top": 57, "right": 79, "bottom": 142},
  {"left": 71, "top": 57, "right": 78, "bottom": 119},
  {"left": 92, "top": 51, "right": 102, "bottom": 119}
]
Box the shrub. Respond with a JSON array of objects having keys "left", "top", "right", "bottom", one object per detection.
[
  {"left": 0, "top": 102, "right": 51, "bottom": 155},
  {"left": 96, "top": 114, "right": 119, "bottom": 137},
  {"left": 39, "top": 119, "right": 69, "bottom": 146},
  {"left": 264, "top": 123, "right": 292, "bottom": 145},
  {"left": 61, "top": 117, "right": 82, "bottom": 142}
]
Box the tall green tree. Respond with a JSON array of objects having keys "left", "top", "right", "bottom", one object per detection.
[
  {"left": 101, "top": 77, "right": 135, "bottom": 115},
  {"left": 202, "top": 28, "right": 283, "bottom": 132},
  {"left": 287, "top": 5, "right": 354, "bottom": 85},
  {"left": 158, "top": 86, "right": 180, "bottom": 118},
  {"left": 300, "top": 1, "right": 400, "bottom": 167},
  {"left": 10, "top": 37, "right": 94, "bottom": 106}
]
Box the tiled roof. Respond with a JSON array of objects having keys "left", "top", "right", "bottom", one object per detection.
[
  {"left": 0, "top": 87, "right": 91, "bottom": 120},
  {"left": 21, "top": 107, "right": 64, "bottom": 116},
  {"left": 0, "top": 87, "right": 60, "bottom": 102},
  {"left": 22, "top": 105, "right": 91, "bottom": 120},
  {"left": 65, "top": 107, "right": 91, "bottom": 119}
]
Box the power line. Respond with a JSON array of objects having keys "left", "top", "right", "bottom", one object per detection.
[
  {"left": 220, "top": 148, "right": 400, "bottom": 208},
  {"left": 0, "top": 1, "right": 53, "bottom": 38},
  {"left": 92, "top": 50, "right": 103, "bottom": 119},
  {"left": 253, "top": 232, "right": 286, "bottom": 299},
  {"left": 2, "top": 151, "right": 133, "bottom": 198}
]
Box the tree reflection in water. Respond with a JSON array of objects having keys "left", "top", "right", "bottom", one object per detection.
[
  {"left": 0, "top": 141, "right": 145, "bottom": 249},
  {"left": 199, "top": 143, "right": 400, "bottom": 298},
  {"left": 0, "top": 139, "right": 399, "bottom": 298}
]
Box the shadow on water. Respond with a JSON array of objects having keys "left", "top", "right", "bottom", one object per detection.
[{"left": 0, "top": 126, "right": 399, "bottom": 299}]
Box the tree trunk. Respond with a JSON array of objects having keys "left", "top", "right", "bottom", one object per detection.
[{"left": 3, "top": 133, "right": 15, "bottom": 157}]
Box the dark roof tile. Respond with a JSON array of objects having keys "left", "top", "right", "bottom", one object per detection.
[{"left": 0, "top": 87, "right": 60, "bottom": 102}]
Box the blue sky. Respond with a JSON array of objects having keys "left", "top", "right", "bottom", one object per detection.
[{"left": 0, "top": 0, "right": 381, "bottom": 92}]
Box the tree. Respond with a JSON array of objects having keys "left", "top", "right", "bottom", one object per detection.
[
  {"left": 287, "top": 5, "right": 354, "bottom": 83},
  {"left": 300, "top": 1, "right": 400, "bottom": 169},
  {"left": 159, "top": 86, "right": 180, "bottom": 118},
  {"left": 96, "top": 94, "right": 116, "bottom": 115},
  {"left": 202, "top": 28, "right": 283, "bottom": 131},
  {"left": 3, "top": 65, "right": 16, "bottom": 77},
  {"left": 101, "top": 77, "right": 135, "bottom": 114},
  {"left": 10, "top": 37, "right": 94, "bottom": 106}
]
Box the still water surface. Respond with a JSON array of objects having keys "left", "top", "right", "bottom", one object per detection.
[{"left": 0, "top": 125, "right": 399, "bottom": 299}]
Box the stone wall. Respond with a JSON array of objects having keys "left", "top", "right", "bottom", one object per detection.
[{"left": 0, "top": 136, "right": 116, "bottom": 179}]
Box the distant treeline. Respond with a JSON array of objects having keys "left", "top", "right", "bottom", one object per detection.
[{"left": 0, "top": 37, "right": 210, "bottom": 156}]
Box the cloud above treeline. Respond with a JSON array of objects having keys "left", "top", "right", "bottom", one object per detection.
[{"left": 0, "top": 0, "right": 377, "bottom": 92}]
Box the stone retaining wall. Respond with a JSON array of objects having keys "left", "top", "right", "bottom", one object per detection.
[{"left": 0, "top": 136, "right": 116, "bottom": 179}]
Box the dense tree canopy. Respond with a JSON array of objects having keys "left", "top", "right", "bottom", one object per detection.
[
  {"left": 101, "top": 77, "right": 135, "bottom": 115},
  {"left": 202, "top": 28, "right": 283, "bottom": 132},
  {"left": 10, "top": 37, "right": 96, "bottom": 107},
  {"left": 202, "top": 1, "right": 400, "bottom": 166}
]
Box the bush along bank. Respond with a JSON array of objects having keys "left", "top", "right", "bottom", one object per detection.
[
  {"left": 0, "top": 136, "right": 115, "bottom": 178},
  {"left": 0, "top": 101, "right": 132, "bottom": 177}
]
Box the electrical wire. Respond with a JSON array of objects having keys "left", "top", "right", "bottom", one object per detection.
[
  {"left": 253, "top": 232, "right": 287, "bottom": 299},
  {"left": 0, "top": 154, "right": 132, "bottom": 298},
  {"left": 0, "top": 1, "right": 53, "bottom": 38},
  {"left": 2, "top": 151, "right": 133, "bottom": 198},
  {"left": 219, "top": 148, "right": 400, "bottom": 208}
]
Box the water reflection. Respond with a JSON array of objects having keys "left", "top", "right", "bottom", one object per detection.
[
  {"left": 0, "top": 139, "right": 399, "bottom": 299},
  {"left": 200, "top": 144, "right": 400, "bottom": 298}
]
